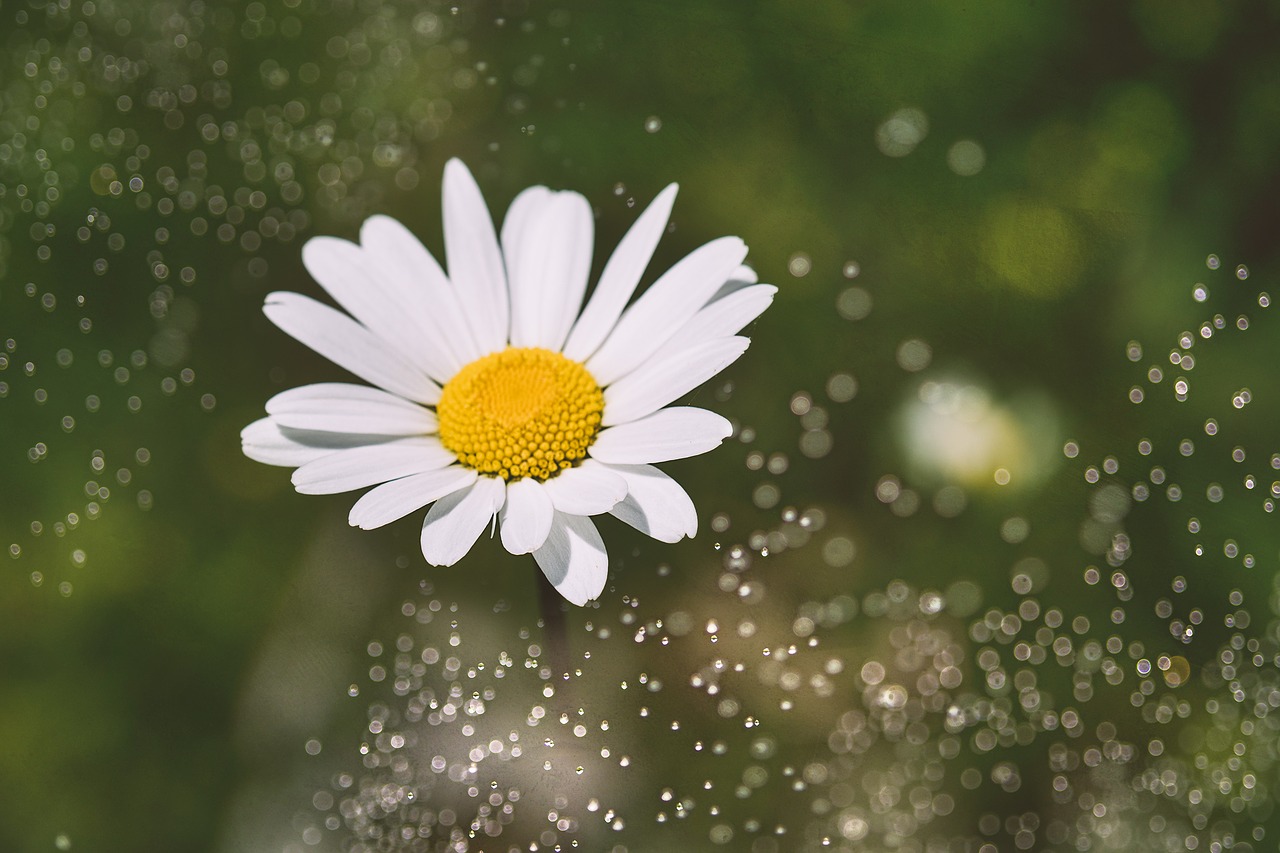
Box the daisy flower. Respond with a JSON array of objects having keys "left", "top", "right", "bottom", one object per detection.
[{"left": 242, "top": 159, "right": 773, "bottom": 605}]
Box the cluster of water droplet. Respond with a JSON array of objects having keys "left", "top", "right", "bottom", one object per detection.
[
  {"left": 1, "top": 0, "right": 516, "bottom": 595},
  {"left": 297, "top": 253, "right": 1280, "bottom": 852}
]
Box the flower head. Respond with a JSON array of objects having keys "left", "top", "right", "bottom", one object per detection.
[{"left": 242, "top": 159, "right": 773, "bottom": 605}]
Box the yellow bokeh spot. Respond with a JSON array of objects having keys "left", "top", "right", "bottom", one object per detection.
[
  {"left": 982, "top": 197, "right": 1082, "bottom": 298},
  {"left": 437, "top": 347, "right": 603, "bottom": 481},
  {"left": 899, "top": 379, "right": 1061, "bottom": 492},
  {"left": 1161, "top": 655, "right": 1191, "bottom": 688}
]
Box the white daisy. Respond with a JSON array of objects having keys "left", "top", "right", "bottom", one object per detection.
[{"left": 242, "top": 159, "right": 774, "bottom": 605}]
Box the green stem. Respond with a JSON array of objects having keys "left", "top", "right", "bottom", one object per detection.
[{"left": 536, "top": 570, "right": 569, "bottom": 679}]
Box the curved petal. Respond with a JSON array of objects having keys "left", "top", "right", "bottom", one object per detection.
[
  {"left": 603, "top": 463, "right": 698, "bottom": 543},
  {"left": 586, "top": 236, "right": 748, "bottom": 386},
  {"left": 535, "top": 458, "right": 624, "bottom": 512},
  {"left": 266, "top": 383, "right": 437, "bottom": 435},
  {"left": 291, "top": 437, "right": 455, "bottom": 495},
  {"left": 501, "top": 185, "right": 552, "bottom": 265},
  {"left": 301, "top": 236, "right": 453, "bottom": 381},
  {"left": 263, "top": 291, "right": 441, "bottom": 404},
  {"left": 724, "top": 264, "right": 758, "bottom": 286},
  {"left": 563, "top": 183, "right": 678, "bottom": 362},
  {"left": 348, "top": 466, "right": 477, "bottom": 530},
  {"left": 499, "top": 477, "right": 554, "bottom": 555},
  {"left": 506, "top": 191, "right": 594, "bottom": 351},
  {"left": 502, "top": 186, "right": 557, "bottom": 348},
  {"left": 602, "top": 336, "right": 749, "bottom": 427},
  {"left": 420, "top": 475, "right": 506, "bottom": 566},
  {"left": 241, "top": 417, "right": 387, "bottom": 467},
  {"left": 589, "top": 407, "right": 733, "bottom": 465},
  {"left": 358, "top": 215, "right": 481, "bottom": 379},
  {"left": 442, "top": 159, "right": 508, "bottom": 354},
  {"left": 665, "top": 284, "right": 775, "bottom": 354},
  {"left": 533, "top": 512, "right": 609, "bottom": 606},
  {"left": 540, "top": 459, "right": 628, "bottom": 515}
]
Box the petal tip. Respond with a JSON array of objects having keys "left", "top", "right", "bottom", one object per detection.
[
  {"left": 358, "top": 214, "right": 394, "bottom": 244},
  {"left": 420, "top": 542, "right": 457, "bottom": 568},
  {"left": 443, "top": 157, "right": 472, "bottom": 182},
  {"left": 240, "top": 417, "right": 271, "bottom": 441},
  {"left": 499, "top": 525, "right": 535, "bottom": 556}
]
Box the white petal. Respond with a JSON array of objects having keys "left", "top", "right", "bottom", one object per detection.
[
  {"left": 263, "top": 291, "right": 441, "bottom": 404},
  {"left": 725, "top": 264, "right": 758, "bottom": 285},
  {"left": 562, "top": 183, "right": 678, "bottom": 361},
  {"left": 265, "top": 383, "right": 437, "bottom": 435},
  {"left": 291, "top": 438, "right": 455, "bottom": 495},
  {"left": 348, "top": 466, "right": 477, "bottom": 530},
  {"left": 420, "top": 475, "right": 506, "bottom": 566},
  {"left": 358, "top": 215, "right": 482, "bottom": 379},
  {"left": 704, "top": 276, "right": 759, "bottom": 305},
  {"left": 589, "top": 407, "right": 733, "bottom": 465},
  {"left": 506, "top": 191, "right": 594, "bottom": 351},
  {"left": 665, "top": 284, "right": 775, "bottom": 354},
  {"left": 500, "top": 185, "right": 552, "bottom": 264},
  {"left": 603, "top": 463, "right": 698, "bottom": 542},
  {"left": 502, "top": 186, "right": 556, "bottom": 348},
  {"left": 586, "top": 236, "right": 748, "bottom": 386},
  {"left": 499, "top": 478, "right": 554, "bottom": 555},
  {"left": 241, "top": 417, "right": 383, "bottom": 467},
  {"left": 533, "top": 512, "right": 609, "bottom": 606},
  {"left": 301, "top": 236, "right": 452, "bottom": 380},
  {"left": 603, "top": 336, "right": 749, "bottom": 427},
  {"left": 442, "top": 159, "right": 509, "bottom": 354},
  {"left": 540, "top": 460, "right": 628, "bottom": 515}
]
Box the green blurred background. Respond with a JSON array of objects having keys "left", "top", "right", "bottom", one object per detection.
[{"left": 3, "top": 0, "right": 1280, "bottom": 850}]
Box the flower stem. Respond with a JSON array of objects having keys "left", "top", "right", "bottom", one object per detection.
[{"left": 536, "top": 570, "right": 569, "bottom": 678}]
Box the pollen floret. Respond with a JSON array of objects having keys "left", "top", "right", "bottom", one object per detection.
[{"left": 436, "top": 347, "right": 604, "bottom": 481}]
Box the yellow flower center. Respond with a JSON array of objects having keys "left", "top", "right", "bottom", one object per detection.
[{"left": 436, "top": 347, "right": 604, "bottom": 481}]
